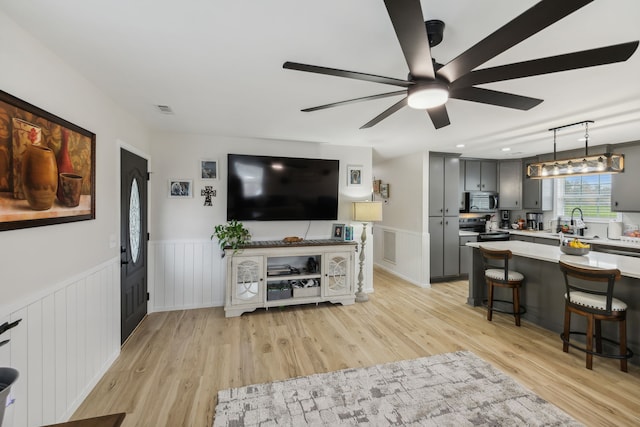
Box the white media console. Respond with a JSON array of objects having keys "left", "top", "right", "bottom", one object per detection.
[{"left": 224, "top": 240, "right": 357, "bottom": 317}]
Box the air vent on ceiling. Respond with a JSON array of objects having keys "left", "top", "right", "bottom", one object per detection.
[{"left": 156, "top": 105, "right": 174, "bottom": 114}]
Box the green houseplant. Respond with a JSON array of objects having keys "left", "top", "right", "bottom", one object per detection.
[{"left": 212, "top": 219, "right": 251, "bottom": 256}]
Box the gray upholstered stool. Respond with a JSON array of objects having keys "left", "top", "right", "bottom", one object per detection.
[
  {"left": 559, "top": 260, "right": 632, "bottom": 372},
  {"left": 479, "top": 246, "right": 525, "bottom": 326}
]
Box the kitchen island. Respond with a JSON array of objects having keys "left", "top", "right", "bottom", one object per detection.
[{"left": 466, "top": 240, "right": 640, "bottom": 359}]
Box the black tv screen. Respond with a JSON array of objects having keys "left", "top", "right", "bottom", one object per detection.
[{"left": 227, "top": 154, "right": 339, "bottom": 221}]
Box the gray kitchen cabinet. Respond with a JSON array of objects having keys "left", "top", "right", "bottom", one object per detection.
[
  {"left": 459, "top": 159, "right": 466, "bottom": 211},
  {"left": 511, "top": 234, "right": 534, "bottom": 243},
  {"left": 522, "top": 157, "right": 554, "bottom": 210},
  {"left": 498, "top": 160, "right": 522, "bottom": 209},
  {"left": 429, "top": 154, "right": 460, "bottom": 217},
  {"left": 612, "top": 144, "right": 640, "bottom": 211},
  {"left": 429, "top": 217, "right": 459, "bottom": 279},
  {"left": 429, "top": 152, "right": 460, "bottom": 279},
  {"left": 459, "top": 235, "right": 476, "bottom": 276},
  {"left": 464, "top": 160, "right": 497, "bottom": 192}
]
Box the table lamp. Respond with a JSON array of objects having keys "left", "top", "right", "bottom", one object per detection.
[{"left": 352, "top": 201, "right": 383, "bottom": 302}]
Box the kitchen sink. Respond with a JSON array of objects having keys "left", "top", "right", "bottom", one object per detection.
[{"left": 547, "top": 233, "right": 600, "bottom": 241}]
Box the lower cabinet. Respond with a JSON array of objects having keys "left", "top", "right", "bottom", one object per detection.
[
  {"left": 225, "top": 241, "right": 356, "bottom": 317},
  {"left": 430, "top": 216, "right": 459, "bottom": 279},
  {"left": 459, "top": 236, "right": 477, "bottom": 276}
]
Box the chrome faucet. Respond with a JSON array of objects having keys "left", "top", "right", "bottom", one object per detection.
[{"left": 570, "top": 207, "right": 586, "bottom": 236}]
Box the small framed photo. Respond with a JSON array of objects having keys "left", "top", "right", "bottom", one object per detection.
[
  {"left": 200, "top": 159, "right": 218, "bottom": 180},
  {"left": 168, "top": 179, "right": 193, "bottom": 198},
  {"left": 380, "top": 183, "right": 390, "bottom": 199},
  {"left": 331, "top": 223, "right": 345, "bottom": 240},
  {"left": 347, "top": 164, "right": 363, "bottom": 186},
  {"left": 344, "top": 226, "right": 354, "bottom": 241},
  {"left": 372, "top": 179, "right": 381, "bottom": 193}
]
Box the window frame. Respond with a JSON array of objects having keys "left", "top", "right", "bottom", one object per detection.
[{"left": 554, "top": 174, "right": 621, "bottom": 222}]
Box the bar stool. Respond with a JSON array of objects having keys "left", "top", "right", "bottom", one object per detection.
[
  {"left": 559, "top": 260, "right": 632, "bottom": 372},
  {"left": 479, "top": 246, "right": 526, "bottom": 326}
]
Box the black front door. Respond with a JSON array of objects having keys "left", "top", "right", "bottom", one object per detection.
[{"left": 120, "top": 149, "right": 148, "bottom": 344}]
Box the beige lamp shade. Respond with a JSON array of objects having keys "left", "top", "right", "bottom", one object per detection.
[{"left": 352, "top": 201, "right": 383, "bottom": 222}]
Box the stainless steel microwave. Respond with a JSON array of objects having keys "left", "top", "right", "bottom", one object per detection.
[{"left": 461, "top": 191, "right": 499, "bottom": 213}]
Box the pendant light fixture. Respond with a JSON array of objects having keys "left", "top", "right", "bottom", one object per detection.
[{"left": 526, "top": 120, "right": 624, "bottom": 179}]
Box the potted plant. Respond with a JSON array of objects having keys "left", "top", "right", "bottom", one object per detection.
[{"left": 212, "top": 219, "right": 251, "bottom": 256}]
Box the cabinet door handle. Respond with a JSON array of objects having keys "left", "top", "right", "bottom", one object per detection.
[
  {"left": 615, "top": 201, "right": 619, "bottom": 206},
  {"left": 445, "top": 220, "right": 448, "bottom": 225},
  {"left": 445, "top": 208, "right": 449, "bottom": 213},
  {"left": 440, "top": 208, "right": 443, "bottom": 213}
]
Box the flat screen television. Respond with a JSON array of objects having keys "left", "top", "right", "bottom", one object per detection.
[{"left": 227, "top": 154, "right": 339, "bottom": 221}]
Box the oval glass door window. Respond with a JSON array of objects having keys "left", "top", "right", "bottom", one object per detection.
[{"left": 129, "top": 178, "right": 141, "bottom": 264}]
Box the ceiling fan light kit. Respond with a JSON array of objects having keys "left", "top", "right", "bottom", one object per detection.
[
  {"left": 283, "top": 0, "right": 638, "bottom": 130},
  {"left": 526, "top": 120, "right": 625, "bottom": 179},
  {"left": 407, "top": 81, "right": 449, "bottom": 109}
]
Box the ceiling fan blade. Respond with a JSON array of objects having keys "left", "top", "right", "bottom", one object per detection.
[
  {"left": 301, "top": 91, "right": 406, "bottom": 112},
  {"left": 451, "top": 41, "right": 639, "bottom": 89},
  {"left": 450, "top": 87, "right": 543, "bottom": 110},
  {"left": 384, "top": 0, "right": 435, "bottom": 79},
  {"left": 438, "top": 0, "right": 593, "bottom": 83},
  {"left": 360, "top": 97, "right": 408, "bottom": 129},
  {"left": 427, "top": 105, "right": 450, "bottom": 129},
  {"left": 283, "top": 62, "right": 411, "bottom": 87}
]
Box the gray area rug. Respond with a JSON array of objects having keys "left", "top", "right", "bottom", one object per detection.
[{"left": 213, "top": 351, "right": 581, "bottom": 426}]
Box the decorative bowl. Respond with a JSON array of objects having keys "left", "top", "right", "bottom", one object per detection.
[
  {"left": 511, "top": 223, "right": 520, "bottom": 229},
  {"left": 560, "top": 245, "right": 589, "bottom": 255}
]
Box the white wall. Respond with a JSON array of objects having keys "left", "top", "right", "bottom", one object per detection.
[
  {"left": 147, "top": 132, "right": 374, "bottom": 311},
  {"left": 0, "top": 10, "right": 149, "bottom": 425},
  {"left": 372, "top": 151, "right": 430, "bottom": 287}
]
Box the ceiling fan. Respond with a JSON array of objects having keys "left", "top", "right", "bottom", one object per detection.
[{"left": 283, "top": 0, "right": 638, "bottom": 129}]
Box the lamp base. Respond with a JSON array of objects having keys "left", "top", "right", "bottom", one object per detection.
[{"left": 355, "top": 290, "right": 369, "bottom": 303}]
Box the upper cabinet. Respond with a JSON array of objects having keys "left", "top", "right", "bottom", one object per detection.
[
  {"left": 429, "top": 153, "right": 460, "bottom": 217},
  {"left": 498, "top": 160, "right": 522, "bottom": 209},
  {"left": 522, "top": 157, "right": 553, "bottom": 210},
  {"left": 464, "top": 160, "right": 497, "bottom": 192},
  {"left": 612, "top": 144, "right": 640, "bottom": 211}
]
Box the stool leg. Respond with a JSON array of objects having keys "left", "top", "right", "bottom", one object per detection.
[
  {"left": 487, "top": 282, "right": 494, "bottom": 322},
  {"left": 620, "top": 318, "right": 628, "bottom": 373},
  {"left": 513, "top": 286, "right": 521, "bottom": 327},
  {"left": 586, "top": 314, "right": 594, "bottom": 370},
  {"left": 595, "top": 319, "right": 603, "bottom": 353},
  {"left": 562, "top": 305, "right": 571, "bottom": 353}
]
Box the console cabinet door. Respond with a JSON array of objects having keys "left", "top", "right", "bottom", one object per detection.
[
  {"left": 324, "top": 252, "right": 352, "bottom": 297},
  {"left": 429, "top": 217, "right": 444, "bottom": 278},
  {"left": 230, "top": 256, "right": 264, "bottom": 305}
]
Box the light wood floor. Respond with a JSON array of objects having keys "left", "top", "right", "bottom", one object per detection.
[{"left": 73, "top": 268, "right": 640, "bottom": 426}]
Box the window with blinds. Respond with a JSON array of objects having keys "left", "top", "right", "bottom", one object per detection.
[{"left": 555, "top": 174, "right": 618, "bottom": 219}]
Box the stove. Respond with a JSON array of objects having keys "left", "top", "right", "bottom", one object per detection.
[{"left": 459, "top": 217, "right": 511, "bottom": 242}]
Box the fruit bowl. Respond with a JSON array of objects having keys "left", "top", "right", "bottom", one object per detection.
[{"left": 560, "top": 245, "right": 589, "bottom": 255}]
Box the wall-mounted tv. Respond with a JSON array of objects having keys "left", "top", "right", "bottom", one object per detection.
[{"left": 227, "top": 154, "right": 339, "bottom": 221}]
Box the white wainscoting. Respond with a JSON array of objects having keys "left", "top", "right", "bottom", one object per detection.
[
  {"left": 0, "top": 257, "right": 120, "bottom": 427},
  {"left": 372, "top": 225, "right": 430, "bottom": 288},
  {"left": 148, "top": 240, "right": 225, "bottom": 312}
]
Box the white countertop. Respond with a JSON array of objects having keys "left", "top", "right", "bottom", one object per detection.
[
  {"left": 466, "top": 240, "right": 640, "bottom": 279},
  {"left": 460, "top": 228, "right": 640, "bottom": 250}
]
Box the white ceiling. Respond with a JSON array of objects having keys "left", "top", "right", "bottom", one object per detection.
[{"left": 2, "top": 0, "right": 640, "bottom": 161}]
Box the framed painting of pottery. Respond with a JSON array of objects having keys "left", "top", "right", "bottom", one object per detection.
[{"left": 0, "top": 89, "right": 96, "bottom": 231}]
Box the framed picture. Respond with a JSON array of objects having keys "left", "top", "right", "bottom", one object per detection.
[
  {"left": 200, "top": 159, "right": 218, "bottom": 180},
  {"left": 347, "top": 164, "right": 363, "bottom": 186},
  {"left": 0, "top": 89, "right": 96, "bottom": 232},
  {"left": 331, "top": 223, "right": 345, "bottom": 240},
  {"left": 372, "top": 179, "right": 381, "bottom": 193},
  {"left": 380, "top": 183, "right": 390, "bottom": 199},
  {"left": 168, "top": 179, "right": 193, "bottom": 198},
  {"left": 344, "top": 225, "right": 354, "bottom": 241}
]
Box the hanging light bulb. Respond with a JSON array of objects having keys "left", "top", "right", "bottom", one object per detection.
[
  {"left": 541, "top": 164, "right": 548, "bottom": 176},
  {"left": 581, "top": 158, "right": 588, "bottom": 172},
  {"left": 553, "top": 162, "right": 560, "bottom": 175},
  {"left": 566, "top": 160, "right": 573, "bottom": 173},
  {"left": 597, "top": 156, "right": 606, "bottom": 171}
]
